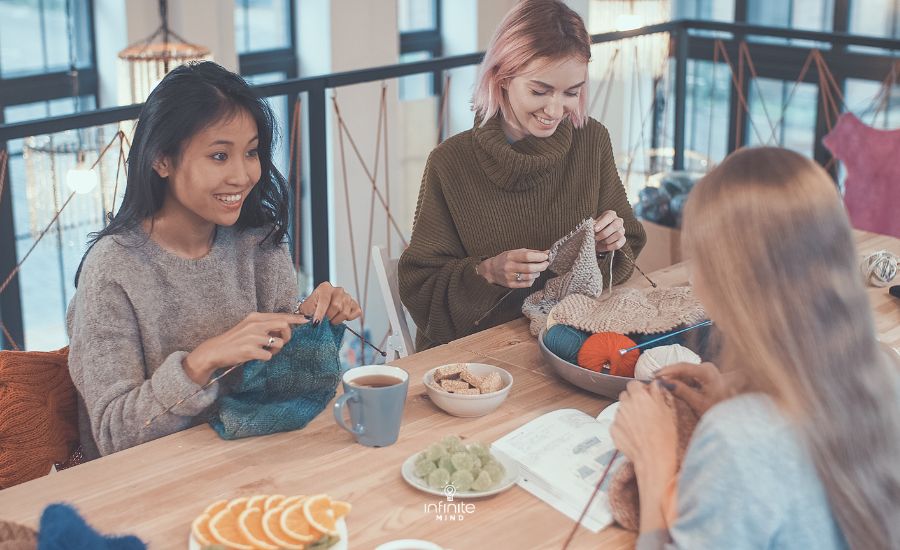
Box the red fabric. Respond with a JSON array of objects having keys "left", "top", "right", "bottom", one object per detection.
[{"left": 823, "top": 113, "right": 900, "bottom": 238}]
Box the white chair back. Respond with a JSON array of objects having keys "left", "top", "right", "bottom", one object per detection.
[{"left": 372, "top": 246, "right": 415, "bottom": 359}]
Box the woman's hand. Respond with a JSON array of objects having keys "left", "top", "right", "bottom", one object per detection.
[
  {"left": 656, "top": 362, "right": 730, "bottom": 417},
  {"left": 298, "top": 281, "right": 362, "bottom": 325},
  {"left": 611, "top": 381, "right": 679, "bottom": 533},
  {"left": 183, "top": 312, "right": 309, "bottom": 384},
  {"left": 477, "top": 248, "right": 549, "bottom": 288},
  {"left": 611, "top": 381, "right": 678, "bottom": 479},
  {"left": 595, "top": 210, "right": 626, "bottom": 253}
]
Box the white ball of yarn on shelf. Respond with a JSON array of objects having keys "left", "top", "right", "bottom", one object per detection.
[{"left": 634, "top": 344, "right": 701, "bottom": 381}]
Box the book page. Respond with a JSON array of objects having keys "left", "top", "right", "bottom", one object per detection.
[{"left": 492, "top": 404, "right": 622, "bottom": 532}]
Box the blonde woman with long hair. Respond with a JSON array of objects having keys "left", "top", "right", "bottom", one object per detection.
[{"left": 611, "top": 147, "right": 900, "bottom": 549}]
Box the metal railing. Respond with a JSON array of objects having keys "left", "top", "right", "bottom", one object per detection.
[{"left": 1, "top": 19, "right": 899, "bottom": 348}]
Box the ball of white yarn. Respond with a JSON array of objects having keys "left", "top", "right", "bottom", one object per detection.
[{"left": 635, "top": 344, "right": 701, "bottom": 381}]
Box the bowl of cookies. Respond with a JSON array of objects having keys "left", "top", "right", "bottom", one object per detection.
[{"left": 423, "top": 363, "right": 513, "bottom": 418}]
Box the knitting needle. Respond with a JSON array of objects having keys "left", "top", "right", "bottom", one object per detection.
[
  {"left": 295, "top": 310, "right": 387, "bottom": 357},
  {"left": 617, "top": 319, "right": 713, "bottom": 356},
  {"left": 142, "top": 361, "right": 246, "bottom": 430},
  {"left": 618, "top": 247, "right": 657, "bottom": 288},
  {"left": 473, "top": 289, "right": 515, "bottom": 327},
  {"left": 144, "top": 314, "right": 386, "bottom": 430}
]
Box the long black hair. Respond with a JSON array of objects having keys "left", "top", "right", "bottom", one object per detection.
[{"left": 76, "top": 61, "right": 289, "bottom": 285}]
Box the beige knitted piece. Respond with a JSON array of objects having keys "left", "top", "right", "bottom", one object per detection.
[
  {"left": 0, "top": 520, "right": 37, "bottom": 550},
  {"left": 551, "top": 287, "right": 706, "bottom": 335},
  {"left": 522, "top": 218, "right": 606, "bottom": 335},
  {"left": 523, "top": 219, "right": 706, "bottom": 336}
]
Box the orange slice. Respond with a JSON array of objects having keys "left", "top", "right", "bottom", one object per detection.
[
  {"left": 280, "top": 495, "right": 306, "bottom": 509},
  {"left": 280, "top": 502, "right": 319, "bottom": 542},
  {"left": 209, "top": 508, "right": 254, "bottom": 550},
  {"left": 303, "top": 494, "right": 338, "bottom": 537},
  {"left": 263, "top": 506, "right": 313, "bottom": 548},
  {"left": 191, "top": 513, "right": 214, "bottom": 546},
  {"left": 203, "top": 499, "right": 229, "bottom": 518},
  {"left": 264, "top": 494, "right": 286, "bottom": 511},
  {"left": 238, "top": 508, "right": 279, "bottom": 550},
  {"left": 331, "top": 500, "right": 352, "bottom": 520},
  {"left": 247, "top": 494, "right": 268, "bottom": 511},
  {"left": 227, "top": 496, "right": 251, "bottom": 515}
]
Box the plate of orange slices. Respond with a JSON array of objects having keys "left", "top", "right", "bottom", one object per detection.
[{"left": 189, "top": 493, "right": 350, "bottom": 550}]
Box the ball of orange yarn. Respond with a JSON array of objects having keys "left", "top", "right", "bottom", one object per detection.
[{"left": 577, "top": 332, "right": 640, "bottom": 377}]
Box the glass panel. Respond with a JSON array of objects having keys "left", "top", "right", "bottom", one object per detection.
[
  {"left": 845, "top": 78, "right": 900, "bottom": 131},
  {"left": 398, "top": 0, "right": 437, "bottom": 32},
  {"left": 235, "top": 0, "right": 291, "bottom": 54},
  {"left": 684, "top": 60, "right": 730, "bottom": 167},
  {"left": 848, "top": 0, "right": 899, "bottom": 54},
  {"left": 673, "top": 0, "right": 735, "bottom": 20},
  {"left": 745, "top": 77, "right": 817, "bottom": 157},
  {"left": 0, "top": 0, "right": 92, "bottom": 77},
  {"left": 245, "top": 72, "right": 290, "bottom": 175},
  {"left": 399, "top": 51, "right": 434, "bottom": 100},
  {"left": 746, "top": 0, "right": 833, "bottom": 47}
]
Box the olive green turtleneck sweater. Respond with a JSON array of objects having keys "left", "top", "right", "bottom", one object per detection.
[{"left": 398, "top": 115, "right": 646, "bottom": 350}]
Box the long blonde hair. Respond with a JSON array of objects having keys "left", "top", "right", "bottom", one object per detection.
[{"left": 682, "top": 147, "right": 900, "bottom": 549}]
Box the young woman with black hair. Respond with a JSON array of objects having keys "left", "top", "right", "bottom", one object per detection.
[{"left": 68, "top": 62, "right": 360, "bottom": 458}]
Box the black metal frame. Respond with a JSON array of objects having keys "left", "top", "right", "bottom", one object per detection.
[
  {"left": 399, "top": 0, "right": 443, "bottom": 97},
  {"left": 0, "top": 0, "right": 99, "bottom": 349},
  {"left": 1, "top": 19, "right": 899, "bottom": 349}
]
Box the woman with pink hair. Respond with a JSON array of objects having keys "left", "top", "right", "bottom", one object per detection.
[{"left": 399, "top": 0, "right": 645, "bottom": 350}]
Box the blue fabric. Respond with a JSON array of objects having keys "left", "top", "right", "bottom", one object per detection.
[
  {"left": 208, "top": 321, "right": 346, "bottom": 440},
  {"left": 38, "top": 503, "right": 146, "bottom": 550}
]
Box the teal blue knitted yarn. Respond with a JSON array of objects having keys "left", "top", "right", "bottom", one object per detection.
[
  {"left": 209, "top": 320, "right": 346, "bottom": 440},
  {"left": 544, "top": 324, "right": 590, "bottom": 365}
]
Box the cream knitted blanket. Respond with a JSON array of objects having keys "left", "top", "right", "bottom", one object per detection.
[{"left": 522, "top": 219, "right": 705, "bottom": 336}]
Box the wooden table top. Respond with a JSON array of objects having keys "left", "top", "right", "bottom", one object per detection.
[{"left": 0, "top": 230, "right": 896, "bottom": 550}]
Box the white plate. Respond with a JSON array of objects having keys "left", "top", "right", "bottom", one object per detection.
[
  {"left": 400, "top": 450, "right": 519, "bottom": 499},
  {"left": 189, "top": 517, "right": 348, "bottom": 549}
]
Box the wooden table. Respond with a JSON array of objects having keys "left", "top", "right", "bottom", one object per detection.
[{"left": 1, "top": 231, "right": 897, "bottom": 550}]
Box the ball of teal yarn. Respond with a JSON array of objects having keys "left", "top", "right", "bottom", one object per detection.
[{"left": 544, "top": 325, "right": 590, "bottom": 364}]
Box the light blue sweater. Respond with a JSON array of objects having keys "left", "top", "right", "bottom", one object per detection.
[{"left": 637, "top": 393, "right": 848, "bottom": 550}]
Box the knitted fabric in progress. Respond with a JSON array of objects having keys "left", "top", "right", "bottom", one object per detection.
[
  {"left": 551, "top": 288, "right": 705, "bottom": 335},
  {"left": 608, "top": 394, "right": 699, "bottom": 531},
  {"left": 522, "top": 218, "right": 606, "bottom": 336},
  {"left": 208, "top": 321, "right": 346, "bottom": 440},
  {"left": 0, "top": 347, "right": 78, "bottom": 489},
  {"left": 522, "top": 219, "right": 706, "bottom": 336}
]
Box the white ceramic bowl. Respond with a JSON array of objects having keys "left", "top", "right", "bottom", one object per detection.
[{"left": 422, "top": 363, "right": 513, "bottom": 418}]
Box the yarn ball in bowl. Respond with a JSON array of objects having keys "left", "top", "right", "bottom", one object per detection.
[
  {"left": 577, "top": 332, "right": 640, "bottom": 377},
  {"left": 543, "top": 324, "right": 591, "bottom": 364},
  {"left": 634, "top": 343, "right": 701, "bottom": 381}
]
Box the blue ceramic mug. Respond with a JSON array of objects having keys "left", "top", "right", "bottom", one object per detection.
[{"left": 333, "top": 365, "right": 409, "bottom": 447}]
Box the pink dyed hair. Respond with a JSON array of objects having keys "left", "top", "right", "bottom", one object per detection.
[{"left": 473, "top": 0, "right": 592, "bottom": 128}]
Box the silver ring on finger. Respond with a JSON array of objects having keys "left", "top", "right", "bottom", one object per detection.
[
  {"left": 265, "top": 336, "right": 276, "bottom": 350},
  {"left": 515, "top": 272, "right": 522, "bottom": 282}
]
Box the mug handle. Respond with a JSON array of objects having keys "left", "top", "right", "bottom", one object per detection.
[{"left": 333, "top": 390, "right": 364, "bottom": 436}]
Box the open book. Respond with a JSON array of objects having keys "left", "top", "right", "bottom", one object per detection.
[{"left": 491, "top": 403, "right": 623, "bottom": 533}]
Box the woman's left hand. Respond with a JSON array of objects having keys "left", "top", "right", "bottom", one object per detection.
[
  {"left": 594, "top": 210, "right": 626, "bottom": 253},
  {"left": 298, "top": 282, "right": 362, "bottom": 325},
  {"left": 611, "top": 381, "right": 678, "bottom": 480}
]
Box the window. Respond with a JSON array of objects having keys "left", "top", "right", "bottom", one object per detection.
[
  {"left": 0, "top": 0, "right": 93, "bottom": 78},
  {"left": 399, "top": 0, "right": 442, "bottom": 101},
  {"left": 0, "top": 0, "right": 98, "bottom": 350},
  {"left": 235, "top": 0, "right": 297, "bottom": 78}
]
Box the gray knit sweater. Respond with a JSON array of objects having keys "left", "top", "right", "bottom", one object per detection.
[
  {"left": 636, "top": 394, "right": 849, "bottom": 550},
  {"left": 66, "top": 224, "right": 296, "bottom": 459}
]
